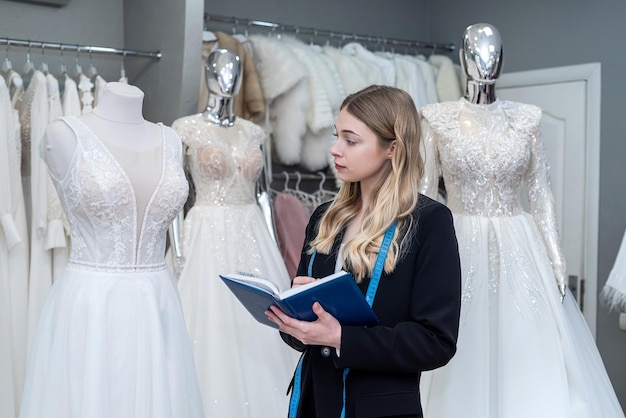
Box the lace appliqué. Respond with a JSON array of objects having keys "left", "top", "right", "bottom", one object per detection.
[
  {"left": 420, "top": 99, "right": 566, "bottom": 316},
  {"left": 140, "top": 131, "right": 189, "bottom": 264},
  {"left": 172, "top": 114, "right": 265, "bottom": 206},
  {"left": 51, "top": 116, "right": 188, "bottom": 270}
]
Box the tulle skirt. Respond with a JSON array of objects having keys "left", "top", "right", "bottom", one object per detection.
[
  {"left": 177, "top": 204, "right": 300, "bottom": 418},
  {"left": 420, "top": 213, "right": 624, "bottom": 418},
  {"left": 19, "top": 264, "right": 204, "bottom": 418}
]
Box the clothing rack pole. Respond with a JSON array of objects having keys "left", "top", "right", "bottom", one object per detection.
[
  {"left": 0, "top": 37, "right": 162, "bottom": 60},
  {"left": 204, "top": 13, "right": 456, "bottom": 52}
]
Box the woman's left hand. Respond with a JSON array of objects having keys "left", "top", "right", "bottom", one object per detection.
[{"left": 266, "top": 302, "right": 342, "bottom": 349}]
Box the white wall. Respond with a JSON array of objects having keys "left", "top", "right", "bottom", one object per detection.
[{"left": 123, "top": 0, "right": 203, "bottom": 124}]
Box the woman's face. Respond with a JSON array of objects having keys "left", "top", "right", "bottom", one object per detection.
[{"left": 330, "top": 108, "right": 394, "bottom": 188}]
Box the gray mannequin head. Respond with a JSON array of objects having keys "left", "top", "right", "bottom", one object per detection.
[
  {"left": 204, "top": 48, "right": 242, "bottom": 98},
  {"left": 460, "top": 23, "right": 502, "bottom": 104},
  {"left": 460, "top": 23, "right": 503, "bottom": 84},
  {"left": 202, "top": 48, "right": 242, "bottom": 126}
]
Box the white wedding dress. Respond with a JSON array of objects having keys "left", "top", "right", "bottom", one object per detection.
[
  {"left": 172, "top": 115, "right": 299, "bottom": 418},
  {"left": 19, "top": 116, "right": 204, "bottom": 418},
  {"left": 418, "top": 99, "right": 624, "bottom": 418}
]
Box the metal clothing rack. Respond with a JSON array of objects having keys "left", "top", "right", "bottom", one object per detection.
[
  {"left": 0, "top": 37, "right": 162, "bottom": 60},
  {"left": 204, "top": 13, "right": 456, "bottom": 53}
]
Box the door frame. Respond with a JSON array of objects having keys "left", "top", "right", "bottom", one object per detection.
[{"left": 498, "top": 62, "right": 601, "bottom": 337}]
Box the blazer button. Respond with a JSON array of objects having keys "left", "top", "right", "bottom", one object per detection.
[{"left": 321, "top": 346, "right": 331, "bottom": 358}]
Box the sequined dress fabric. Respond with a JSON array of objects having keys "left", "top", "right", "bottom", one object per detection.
[
  {"left": 171, "top": 115, "right": 298, "bottom": 418},
  {"left": 19, "top": 116, "right": 205, "bottom": 418},
  {"left": 417, "top": 99, "right": 624, "bottom": 418}
]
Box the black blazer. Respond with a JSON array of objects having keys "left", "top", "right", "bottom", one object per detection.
[{"left": 282, "top": 194, "right": 461, "bottom": 418}]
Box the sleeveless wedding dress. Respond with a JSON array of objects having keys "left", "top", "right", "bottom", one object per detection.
[
  {"left": 172, "top": 114, "right": 299, "bottom": 418},
  {"left": 19, "top": 116, "right": 204, "bottom": 418}
]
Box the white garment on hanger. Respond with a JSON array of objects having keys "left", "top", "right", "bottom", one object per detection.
[
  {"left": 393, "top": 54, "right": 429, "bottom": 108},
  {"left": 44, "top": 74, "right": 69, "bottom": 284},
  {"left": 250, "top": 35, "right": 308, "bottom": 166},
  {"left": 406, "top": 55, "right": 439, "bottom": 104},
  {"left": 0, "top": 72, "right": 29, "bottom": 418},
  {"left": 77, "top": 73, "right": 94, "bottom": 114},
  {"left": 92, "top": 75, "right": 107, "bottom": 107},
  {"left": 202, "top": 30, "right": 217, "bottom": 42},
  {"left": 343, "top": 42, "right": 396, "bottom": 86},
  {"left": 20, "top": 70, "right": 54, "bottom": 353},
  {"left": 428, "top": 54, "right": 462, "bottom": 102},
  {"left": 62, "top": 75, "right": 81, "bottom": 117},
  {"left": 601, "top": 228, "right": 626, "bottom": 312},
  {"left": 322, "top": 45, "right": 370, "bottom": 96}
]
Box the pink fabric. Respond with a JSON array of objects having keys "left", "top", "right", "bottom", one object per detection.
[{"left": 273, "top": 193, "right": 311, "bottom": 278}]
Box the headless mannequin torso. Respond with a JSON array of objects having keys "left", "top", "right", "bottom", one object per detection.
[{"left": 42, "top": 82, "right": 163, "bottom": 240}]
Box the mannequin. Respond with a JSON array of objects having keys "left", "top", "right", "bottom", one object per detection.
[
  {"left": 170, "top": 49, "right": 275, "bottom": 267},
  {"left": 201, "top": 47, "right": 241, "bottom": 126},
  {"left": 170, "top": 48, "right": 298, "bottom": 418},
  {"left": 460, "top": 23, "right": 502, "bottom": 105},
  {"left": 417, "top": 23, "right": 623, "bottom": 418},
  {"left": 21, "top": 82, "right": 205, "bottom": 418},
  {"left": 44, "top": 82, "right": 162, "bottom": 239}
]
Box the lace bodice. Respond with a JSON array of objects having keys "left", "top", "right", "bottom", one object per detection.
[
  {"left": 419, "top": 98, "right": 566, "bottom": 287},
  {"left": 172, "top": 114, "right": 265, "bottom": 206},
  {"left": 47, "top": 116, "right": 189, "bottom": 270}
]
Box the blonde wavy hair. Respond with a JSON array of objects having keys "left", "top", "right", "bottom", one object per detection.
[{"left": 310, "top": 85, "right": 424, "bottom": 282}]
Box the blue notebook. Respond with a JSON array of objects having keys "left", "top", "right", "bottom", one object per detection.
[{"left": 219, "top": 270, "right": 379, "bottom": 329}]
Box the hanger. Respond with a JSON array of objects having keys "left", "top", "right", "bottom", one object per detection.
[
  {"left": 88, "top": 47, "right": 98, "bottom": 80},
  {"left": 231, "top": 19, "right": 238, "bottom": 35},
  {"left": 119, "top": 50, "right": 128, "bottom": 83},
  {"left": 57, "top": 45, "right": 67, "bottom": 77},
  {"left": 2, "top": 41, "right": 23, "bottom": 100},
  {"left": 281, "top": 171, "right": 319, "bottom": 213},
  {"left": 312, "top": 171, "right": 338, "bottom": 206},
  {"left": 39, "top": 44, "right": 49, "bottom": 75},
  {"left": 22, "top": 42, "right": 35, "bottom": 76},
  {"left": 74, "top": 46, "right": 83, "bottom": 77},
  {"left": 1, "top": 40, "right": 12, "bottom": 74}
]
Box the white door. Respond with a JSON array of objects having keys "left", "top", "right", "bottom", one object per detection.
[{"left": 498, "top": 63, "right": 601, "bottom": 337}]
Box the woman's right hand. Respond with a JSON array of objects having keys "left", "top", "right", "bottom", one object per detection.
[{"left": 292, "top": 276, "right": 316, "bottom": 287}]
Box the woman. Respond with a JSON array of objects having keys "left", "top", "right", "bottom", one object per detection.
[{"left": 266, "top": 85, "right": 462, "bottom": 418}]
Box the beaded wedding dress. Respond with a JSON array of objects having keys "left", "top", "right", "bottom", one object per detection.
[
  {"left": 172, "top": 114, "right": 299, "bottom": 418},
  {"left": 19, "top": 116, "right": 204, "bottom": 418},
  {"left": 418, "top": 99, "right": 624, "bottom": 418}
]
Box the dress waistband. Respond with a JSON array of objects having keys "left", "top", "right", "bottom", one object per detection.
[{"left": 67, "top": 260, "right": 168, "bottom": 273}]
